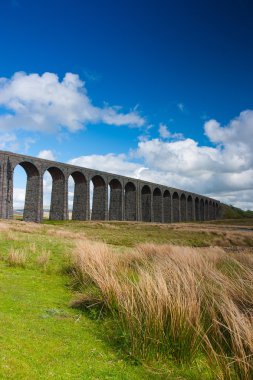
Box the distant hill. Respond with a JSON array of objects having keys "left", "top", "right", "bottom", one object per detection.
[{"left": 222, "top": 204, "right": 253, "bottom": 219}]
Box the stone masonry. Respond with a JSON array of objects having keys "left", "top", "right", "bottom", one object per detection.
[{"left": 0, "top": 150, "right": 221, "bottom": 223}]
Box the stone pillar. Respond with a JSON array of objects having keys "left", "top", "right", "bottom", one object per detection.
[
  {"left": 137, "top": 183, "right": 142, "bottom": 222},
  {"left": 23, "top": 172, "right": 43, "bottom": 223},
  {"left": 49, "top": 169, "right": 67, "bottom": 221},
  {"left": 124, "top": 182, "right": 137, "bottom": 221},
  {"left": 91, "top": 175, "right": 107, "bottom": 221},
  {"left": 0, "top": 157, "right": 13, "bottom": 219},
  {"left": 172, "top": 193, "right": 180, "bottom": 222},
  {"left": 192, "top": 199, "right": 196, "bottom": 221},
  {"left": 141, "top": 185, "right": 152, "bottom": 222},
  {"left": 153, "top": 189, "right": 162, "bottom": 223},
  {"left": 72, "top": 174, "right": 87, "bottom": 220},
  {"left": 121, "top": 185, "right": 125, "bottom": 221},
  {"left": 150, "top": 190, "right": 154, "bottom": 222},
  {"left": 163, "top": 191, "right": 171, "bottom": 223},
  {"left": 109, "top": 180, "right": 122, "bottom": 220}
]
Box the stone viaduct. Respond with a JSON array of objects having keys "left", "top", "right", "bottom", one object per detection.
[{"left": 0, "top": 150, "right": 221, "bottom": 223}]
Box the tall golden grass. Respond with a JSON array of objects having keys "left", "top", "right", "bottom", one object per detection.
[
  {"left": 72, "top": 241, "right": 253, "bottom": 379},
  {"left": 7, "top": 247, "right": 27, "bottom": 267}
]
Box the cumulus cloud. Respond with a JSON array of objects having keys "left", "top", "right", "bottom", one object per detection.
[
  {"left": 158, "top": 123, "right": 184, "bottom": 140},
  {"left": 69, "top": 153, "right": 143, "bottom": 178},
  {"left": 37, "top": 149, "right": 56, "bottom": 161},
  {"left": 0, "top": 133, "right": 18, "bottom": 151},
  {"left": 70, "top": 110, "right": 253, "bottom": 210},
  {"left": 0, "top": 72, "right": 145, "bottom": 134}
]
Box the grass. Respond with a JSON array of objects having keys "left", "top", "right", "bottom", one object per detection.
[
  {"left": 70, "top": 241, "right": 253, "bottom": 380},
  {"left": 44, "top": 219, "right": 253, "bottom": 247},
  {"left": 0, "top": 219, "right": 253, "bottom": 379}
]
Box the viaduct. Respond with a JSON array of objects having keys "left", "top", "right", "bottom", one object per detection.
[{"left": 0, "top": 150, "right": 221, "bottom": 223}]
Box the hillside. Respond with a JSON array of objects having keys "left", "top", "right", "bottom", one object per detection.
[{"left": 0, "top": 219, "right": 252, "bottom": 379}]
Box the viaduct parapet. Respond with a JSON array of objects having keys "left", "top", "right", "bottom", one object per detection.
[{"left": 0, "top": 150, "right": 221, "bottom": 223}]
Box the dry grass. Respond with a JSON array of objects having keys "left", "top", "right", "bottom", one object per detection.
[
  {"left": 36, "top": 249, "right": 51, "bottom": 269},
  {"left": 71, "top": 241, "right": 253, "bottom": 379},
  {"left": 7, "top": 247, "right": 27, "bottom": 267},
  {"left": 46, "top": 228, "right": 86, "bottom": 240}
]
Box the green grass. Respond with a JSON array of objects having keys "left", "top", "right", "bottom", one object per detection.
[
  {"left": 0, "top": 219, "right": 253, "bottom": 379},
  {"left": 43, "top": 219, "right": 253, "bottom": 247},
  {"left": 222, "top": 204, "right": 253, "bottom": 219},
  {"left": 0, "top": 222, "right": 204, "bottom": 379}
]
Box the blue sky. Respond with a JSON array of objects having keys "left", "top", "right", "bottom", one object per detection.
[{"left": 1, "top": 0, "right": 253, "bottom": 209}]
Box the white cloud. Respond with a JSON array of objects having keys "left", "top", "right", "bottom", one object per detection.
[
  {"left": 177, "top": 102, "right": 185, "bottom": 112},
  {"left": 37, "top": 149, "right": 56, "bottom": 161},
  {"left": 158, "top": 123, "right": 184, "bottom": 140},
  {"left": 0, "top": 72, "right": 145, "bottom": 134},
  {"left": 0, "top": 133, "right": 19, "bottom": 151},
  {"left": 13, "top": 188, "right": 25, "bottom": 209},
  {"left": 69, "top": 153, "right": 143, "bottom": 178},
  {"left": 69, "top": 109, "right": 253, "bottom": 210},
  {"left": 159, "top": 124, "right": 170, "bottom": 138}
]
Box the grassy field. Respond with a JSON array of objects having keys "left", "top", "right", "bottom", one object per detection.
[{"left": 0, "top": 219, "right": 253, "bottom": 379}]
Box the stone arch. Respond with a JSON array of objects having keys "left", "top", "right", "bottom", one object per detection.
[
  {"left": 187, "top": 195, "right": 193, "bottom": 221},
  {"left": 200, "top": 199, "right": 204, "bottom": 221},
  {"left": 14, "top": 161, "right": 41, "bottom": 222},
  {"left": 163, "top": 190, "right": 171, "bottom": 223},
  {"left": 172, "top": 192, "right": 180, "bottom": 222},
  {"left": 91, "top": 175, "right": 106, "bottom": 220},
  {"left": 141, "top": 185, "right": 151, "bottom": 222},
  {"left": 109, "top": 178, "right": 122, "bottom": 220},
  {"left": 153, "top": 187, "right": 162, "bottom": 222},
  {"left": 46, "top": 167, "right": 66, "bottom": 221},
  {"left": 195, "top": 197, "right": 200, "bottom": 221},
  {"left": 124, "top": 182, "right": 136, "bottom": 221},
  {"left": 180, "top": 193, "right": 187, "bottom": 221},
  {"left": 69, "top": 171, "right": 87, "bottom": 220},
  {"left": 204, "top": 199, "right": 208, "bottom": 221}
]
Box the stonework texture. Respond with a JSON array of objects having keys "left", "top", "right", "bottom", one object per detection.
[{"left": 0, "top": 150, "right": 222, "bottom": 223}]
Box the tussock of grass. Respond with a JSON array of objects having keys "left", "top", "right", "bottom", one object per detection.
[
  {"left": 71, "top": 241, "right": 253, "bottom": 379},
  {"left": 7, "top": 247, "right": 27, "bottom": 267},
  {"left": 36, "top": 249, "right": 51, "bottom": 270}
]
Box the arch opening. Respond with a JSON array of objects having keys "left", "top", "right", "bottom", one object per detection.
[
  {"left": 91, "top": 175, "right": 106, "bottom": 220},
  {"left": 153, "top": 187, "right": 162, "bottom": 223},
  {"left": 172, "top": 192, "right": 180, "bottom": 222},
  {"left": 180, "top": 193, "right": 187, "bottom": 222},
  {"left": 163, "top": 190, "right": 171, "bottom": 223},
  {"left": 124, "top": 182, "right": 136, "bottom": 221},
  {"left": 141, "top": 185, "right": 151, "bottom": 222},
  {"left": 14, "top": 162, "right": 41, "bottom": 222},
  {"left": 109, "top": 179, "right": 122, "bottom": 221}
]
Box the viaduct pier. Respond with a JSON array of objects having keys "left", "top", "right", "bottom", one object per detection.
[{"left": 0, "top": 150, "right": 221, "bottom": 223}]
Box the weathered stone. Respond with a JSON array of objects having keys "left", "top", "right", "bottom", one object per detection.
[{"left": 0, "top": 150, "right": 221, "bottom": 223}]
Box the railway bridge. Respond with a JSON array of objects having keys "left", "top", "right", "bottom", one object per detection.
[{"left": 0, "top": 150, "right": 221, "bottom": 223}]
